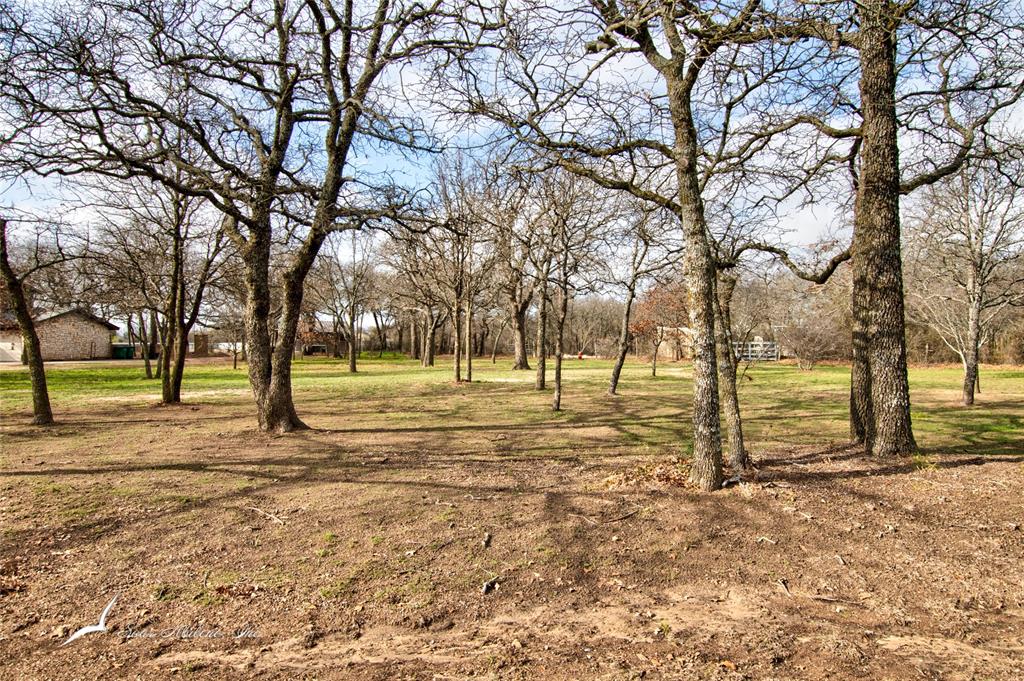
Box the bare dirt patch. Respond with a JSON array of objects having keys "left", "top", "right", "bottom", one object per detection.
[{"left": 1, "top": 395, "right": 1022, "bottom": 680}]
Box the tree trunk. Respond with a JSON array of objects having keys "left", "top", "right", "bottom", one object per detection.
[
  {"left": 452, "top": 305, "right": 463, "bottom": 382},
  {"left": 160, "top": 229, "right": 182, "bottom": 403},
  {"left": 348, "top": 304, "right": 357, "bottom": 373},
  {"left": 651, "top": 341, "right": 660, "bottom": 377},
  {"left": 856, "top": 2, "right": 917, "bottom": 457},
  {"left": 962, "top": 298, "right": 981, "bottom": 406},
  {"left": 668, "top": 78, "right": 723, "bottom": 491},
  {"left": 535, "top": 284, "right": 548, "bottom": 390},
  {"left": 149, "top": 310, "right": 161, "bottom": 378},
  {"left": 464, "top": 294, "right": 473, "bottom": 382},
  {"left": 242, "top": 227, "right": 310, "bottom": 433},
  {"left": 510, "top": 303, "right": 530, "bottom": 370},
  {"left": 491, "top": 318, "right": 507, "bottom": 364},
  {"left": 0, "top": 219, "right": 53, "bottom": 425},
  {"left": 849, "top": 252, "right": 873, "bottom": 446},
  {"left": 423, "top": 315, "right": 437, "bottom": 367},
  {"left": 608, "top": 284, "right": 636, "bottom": 396},
  {"left": 137, "top": 310, "right": 153, "bottom": 378},
  {"left": 714, "top": 273, "right": 748, "bottom": 471},
  {"left": 170, "top": 259, "right": 188, "bottom": 402},
  {"left": 552, "top": 281, "right": 568, "bottom": 411},
  {"left": 411, "top": 315, "right": 421, "bottom": 360}
]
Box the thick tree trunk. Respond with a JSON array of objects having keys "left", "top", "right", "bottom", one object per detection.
[
  {"left": 242, "top": 228, "right": 310, "bottom": 433},
  {"left": 668, "top": 79, "right": 723, "bottom": 491},
  {"left": 856, "top": 3, "right": 917, "bottom": 457},
  {"left": 714, "top": 273, "right": 748, "bottom": 471},
  {"left": 651, "top": 341, "right": 660, "bottom": 377},
  {"left": 0, "top": 219, "right": 53, "bottom": 425},
  {"left": 608, "top": 285, "right": 636, "bottom": 396},
  {"left": 849, "top": 252, "right": 873, "bottom": 446},
  {"left": 510, "top": 303, "right": 531, "bottom": 370}
]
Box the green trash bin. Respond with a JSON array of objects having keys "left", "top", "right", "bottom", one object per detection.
[{"left": 111, "top": 344, "right": 135, "bottom": 360}]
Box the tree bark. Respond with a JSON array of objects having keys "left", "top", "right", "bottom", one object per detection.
[
  {"left": 411, "top": 315, "right": 421, "bottom": 360},
  {"left": 714, "top": 272, "right": 748, "bottom": 471},
  {"left": 169, "top": 255, "right": 188, "bottom": 402},
  {"left": 0, "top": 219, "right": 53, "bottom": 425},
  {"left": 160, "top": 225, "right": 182, "bottom": 404},
  {"left": 241, "top": 225, "right": 313, "bottom": 433},
  {"left": 149, "top": 310, "right": 161, "bottom": 378},
  {"left": 491, "top": 318, "right": 507, "bottom": 363},
  {"left": 422, "top": 312, "right": 437, "bottom": 367},
  {"left": 348, "top": 303, "right": 358, "bottom": 373},
  {"left": 510, "top": 303, "right": 531, "bottom": 370},
  {"left": 464, "top": 292, "right": 473, "bottom": 382},
  {"left": 552, "top": 278, "right": 568, "bottom": 411},
  {"left": 535, "top": 279, "right": 549, "bottom": 390},
  {"left": 856, "top": 1, "right": 917, "bottom": 456},
  {"left": 962, "top": 297, "right": 981, "bottom": 406},
  {"left": 668, "top": 79, "right": 723, "bottom": 491},
  {"left": 452, "top": 305, "right": 463, "bottom": 382},
  {"left": 137, "top": 310, "right": 153, "bottom": 378},
  {"left": 849, "top": 249, "right": 873, "bottom": 446},
  {"left": 608, "top": 284, "right": 637, "bottom": 396}
]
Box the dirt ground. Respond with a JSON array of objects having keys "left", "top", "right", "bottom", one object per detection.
[{"left": 1, "top": 381, "right": 1022, "bottom": 680}]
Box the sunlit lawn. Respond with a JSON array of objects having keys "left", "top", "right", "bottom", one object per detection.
[{"left": 1, "top": 355, "right": 1020, "bottom": 458}]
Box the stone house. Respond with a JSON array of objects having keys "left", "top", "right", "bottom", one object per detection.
[{"left": 0, "top": 309, "right": 118, "bottom": 362}]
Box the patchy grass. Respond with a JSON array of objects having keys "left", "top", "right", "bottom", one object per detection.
[{"left": 0, "top": 355, "right": 1022, "bottom": 679}]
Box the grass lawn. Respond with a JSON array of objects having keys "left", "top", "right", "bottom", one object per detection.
[
  {"left": 1, "top": 356, "right": 1020, "bottom": 457},
  {"left": 0, "top": 356, "right": 1021, "bottom": 680}
]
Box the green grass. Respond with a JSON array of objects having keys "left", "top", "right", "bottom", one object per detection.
[{"left": 1, "top": 356, "right": 1021, "bottom": 457}]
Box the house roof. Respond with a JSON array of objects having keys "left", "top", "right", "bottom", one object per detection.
[
  {"left": 37, "top": 308, "right": 119, "bottom": 331},
  {"left": 0, "top": 307, "right": 120, "bottom": 329}
]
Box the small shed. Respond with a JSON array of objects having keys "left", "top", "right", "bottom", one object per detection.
[{"left": 0, "top": 309, "right": 118, "bottom": 362}]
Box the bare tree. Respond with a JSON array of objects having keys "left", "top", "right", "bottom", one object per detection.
[
  {"left": 905, "top": 159, "right": 1024, "bottom": 405},
  {"left": 9, "top": 0, "right": 500, "bottom": 431},
  {"left": 449, "top": 0, "right": 849, "bottom": 488},
  {"left": 542, "top": 172, "right": 608, "bottom": 411},
  {"left": 0, "top": 217, "right": 81, "bottom": 424},
  {"left": 307, "top": 232, "right": 377, "bottom": 373},
  {"left": 86, "top": 177, "right": 227, "bottom": 401},
  {"left": 607, "top": 205, "right": 673, "bottom": 396},
  {"left": 759, "top": 0, "right": 1024, "bottom": 454}
]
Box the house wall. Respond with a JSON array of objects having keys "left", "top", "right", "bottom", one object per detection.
[
  {"left": 0, "top": 330, "right": 23, "bottom": 363},
  {"left": 36, "top": 316, "right": 113, "bottom": 360}
]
